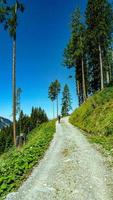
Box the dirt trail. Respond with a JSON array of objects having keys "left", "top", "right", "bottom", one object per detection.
[{"left": 6, "top": 117, "right": 113, "bottom": 200}]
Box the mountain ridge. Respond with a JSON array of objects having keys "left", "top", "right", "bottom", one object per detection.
[{"left": 0, "top": 117, "right": 12, "bottom": 129}]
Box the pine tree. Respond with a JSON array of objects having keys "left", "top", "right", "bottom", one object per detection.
[
  {"left": 0, "top": 0, "right": 8, "bottom": 24},
  {"left": 61, "top": 84, "right": 72, "bottom": 116},
  {"left": 86, "top": 0, "right": 113, "bottom": 91},
  {"left": 63, "top": 8, "right": 88, "bottom": 105},
  {"left": 54, "top": 80, "right": 61, "bottom": 117},
  {"left": 48, "top": 82, "right": 56, "bottom": 118},
  {"left": 31, "top": 107, "right": 48, "bottom": 129},
  {"left": 4, "top": 1, "right": 24, "bottom": 145},
  {"left": 48, "top": 80, "right": 61, "bottom": 118}
]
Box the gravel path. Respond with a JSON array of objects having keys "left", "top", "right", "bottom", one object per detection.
[{"left": 6, "top": 117, "right": 113, "bottom": 200}]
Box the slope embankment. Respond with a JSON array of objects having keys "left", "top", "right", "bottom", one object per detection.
[
  {"left": 0, "top": 120, "right": 56, "bottom": 200},
  {"left": 70, "top": 87, "right": 113, "bottom": 153}
]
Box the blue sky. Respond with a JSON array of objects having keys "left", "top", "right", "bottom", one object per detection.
[{"left": 0, "top": 0, "right": 87, "bottom": 119}]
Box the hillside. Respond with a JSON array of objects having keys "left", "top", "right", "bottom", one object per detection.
[
  {"left": 5, "top": 118, "right": 113, "bottom": 200},
  {"left": 70, "top": 87, "right": 113, "bottom": 152},
  {"left": 0, "top": 117, "right": 12, "bottom": 130},
  {"left": 0, "top": 120, "right": 56, "bottom": 200}
]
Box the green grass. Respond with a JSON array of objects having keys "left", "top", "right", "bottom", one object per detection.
[
  {"left": 0, "top": 120, "right": 56, "bottom": 200},
  {"left": 70, "top": 86, "right": 113, "bottom": 154},
  {"left": 87, "top": 135, "right": 113, "bottom": 153}
]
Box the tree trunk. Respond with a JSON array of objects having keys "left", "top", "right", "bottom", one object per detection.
[
  {"left": 12, "top": 38, "right": 16, "bottom": 145},
  {"left": 57, "top": 95, "right": 59, "bottom": 117},
  {"left": 77, "top": 80, "right": 80, "bottom": 96},
  {"left": 20, "top": 116, "right": 21, "bottom": 135},
  {"left": 82, "top": 57, "right": 86, "bottom": 102},
  {"left": 12, "top": 2, "right": 18, "bottom": 145},
  {"left": 109, "top": 65, "right": 112, "bottom": 83},
  {"left": 77, "top": 80, "right": 81, "bottom": 106},
  {"left": 106, "top": 70, "right": 110, "bottom": 85},
  {"left": 53, "top": 101, "right": 55, "bottom": 119},
  {"left": 99, "top": 43, "right": 104, "bottom": 90}
]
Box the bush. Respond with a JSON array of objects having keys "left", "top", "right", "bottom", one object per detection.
[{"left": 0, "top": 120, "right": 56, "bottom": 200}]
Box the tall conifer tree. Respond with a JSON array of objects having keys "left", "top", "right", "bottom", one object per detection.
[
  {"left": 5, "top": 1, "right": 24, "bottom": 145},
  {"left": 86, "top": 0, "right": 113, "bottom": 91},
  {"left": 64, "top": 8, "right": 87, "bottom": 104},
  {"left": 61, "top": 84, "right": 72, "bottom": 116}
]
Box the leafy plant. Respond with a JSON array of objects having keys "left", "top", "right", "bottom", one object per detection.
[{"left": 0, "top": 120, "right": 56, "bottom": 200}]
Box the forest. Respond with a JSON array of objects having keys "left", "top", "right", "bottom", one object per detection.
[{"left": 63, "top": 0, "right": 113, "bottom": 106}]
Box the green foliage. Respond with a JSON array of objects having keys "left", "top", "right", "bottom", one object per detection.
[
  {"left": 48, "top": 82, "right": 57, "bottom": 102},
  {"left": 54, "top": 80, "right": 61, "bottom": 97},
  {"left": 63, "top": 8, "right": 88, "bottom": 105},
  {"left": 63, "top": 1, "right": 113, "bottom": 105},
  {"left": 4, "top": 1, "right": 24, "bottom": 40},
  {"left": 48, "top": 80, "right": 61, "bottom": 117},
  {"left": 0, "top": 0, "right": 24, "bottom": 40},
  {"left": 0, "top": 125, "right": 13, "bottom": 154},
  {"left": 61, "top": 84, "right": 72, "bottom": 116},
  {"left": 48, "top": 80, "right": 61, "bottom": 101},
  {"left": 86, "top": 0, "right": 113, "bottom": 92},
  {"left": 16, "top": 110, "right": 31, "bottom": 134},
  {"left": 63, "top": 40, "right": 75, "bottom": 68},
  {"left": 0, "top": 120, "right": 56, "bottom": 200},
  {"left": 70, "top": 86, "right": 113, "bottom": 136},
  {"left": 30, "top": 107, "right": 48, "bottom": 129},
  {"left": 70, "top": 86, "right": 113, "bottom": 154},
  {"left": 0, "top": 1, "right": 12, "bottom": 25},
  {"left": 88, "top": 135, "right": 113, "bottom": 153},
  {"left": 0, "top": 107, "right": 48, "bottom": 155}
]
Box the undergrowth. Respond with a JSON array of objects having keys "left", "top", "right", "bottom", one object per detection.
[{"left": 0, "top": 120, "right": 56, "bottom": 200}]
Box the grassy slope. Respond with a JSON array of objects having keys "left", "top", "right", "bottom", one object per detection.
[
  {"left": 0, "top": 120, "right": 56, "bottom": 200},
  {"left": 70, "top": 87, "right": 113, "bottom": 154}
]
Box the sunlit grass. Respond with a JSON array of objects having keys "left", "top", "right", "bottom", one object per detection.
[{"left": 70, "top": 86, "right": 113, "bottom": 153}]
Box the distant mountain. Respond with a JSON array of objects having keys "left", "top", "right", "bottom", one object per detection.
[{"left": 0, "top": 117, "right": 12, "bottom": 130}]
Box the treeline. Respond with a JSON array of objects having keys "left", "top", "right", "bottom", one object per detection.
[
  {"left": 63, "top": 0, "right": 113, "bottom": 105},
  {"left": 48, "top": 80, "right": 72, "bottom": 118},
  {"left": 0, "top": 107, "right": 48, "bottom": 154}
]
